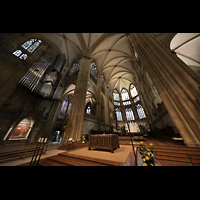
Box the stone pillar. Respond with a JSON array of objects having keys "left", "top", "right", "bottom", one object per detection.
[
  {"left": 130, "top": 33, "right": 200, "bottom": 147},
  {"left": 61, "top": 57, "right": 91, "bottom": 144},
  {"left": 96, "top": 74, "right": 102, "bottom": 128},
  {"left": 36, "top": 100, "right": 60, "bottom": 141},
  {"left": 104, "top": 85, "right": 110, "bottom": 127}
]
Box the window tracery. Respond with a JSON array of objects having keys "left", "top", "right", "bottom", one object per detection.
[
  {"left": 136, "top": 104, "right": 146, "bottom": 119},
  {"left": 130, "top": 84, "right": 138, "bottom": 98},
  {"left": 115, "top": 108, "right": 123, "bottom": 121},
  {"left": 86, "top": 105, "right": 91, "bottom": 114},
  {"left": 125, "top": 108, "right": 135, "bottom": 121},
  {"left": 58, "top": 97, "right": 69, "bottom": 119},
  {"left": 13, "top": 50, "right": 22, "bottom": 57},
  {"left": 13, "top": 38, "right": 42, "bottom": 60},
  {"left": 113, "top": 89, "right": 120, "bottom": 101},
  {"left": 69, "top": 58, "right": 82, "bottom": 76},
  {"left": 90, "top": 61, "right": 98, "bottom": 83},
  {"left": 121, "top": 88, "right": 130, "bottom": 101}
]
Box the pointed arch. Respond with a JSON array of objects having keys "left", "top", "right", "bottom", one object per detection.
[
  {"left": 125, "top": 108, "right": 135, "bottom": 121},
  {"left": 130, "top": 83, "right": 138, "bottom": 98},
  {"left": 113, "top": 89, "right": 120, "bottom": 101},
  {"left": 121, "top": 88, "right": 130, "bottom": 101},
  {"left": 115, "top": 108, "right": 123, "bottom": 121}
]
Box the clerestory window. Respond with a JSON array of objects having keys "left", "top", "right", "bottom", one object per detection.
[{"left": 13, "top": 38, "right": 42, "bottom": 60}]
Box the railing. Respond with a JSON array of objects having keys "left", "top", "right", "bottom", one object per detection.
[
  {"left": 129, "top": 132, "right": 138, "bottom": 166},
  {"left": 29, "top": 137, "right": 48, "bottom": 166}
]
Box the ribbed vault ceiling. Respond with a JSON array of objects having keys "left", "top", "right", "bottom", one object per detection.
[
  {"left": 170, "top": 33, "right": 200, "bottom": 67},
  {"left": 39, "top": 33, "right": 135, "bottom": 93}
]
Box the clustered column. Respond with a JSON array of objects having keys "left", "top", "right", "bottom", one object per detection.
[
  {"left": 129, "top": 33, "right": 200, "bottom": 147},
  {"left": 61, "top": 57, "right": 91, "bottom": 144}
]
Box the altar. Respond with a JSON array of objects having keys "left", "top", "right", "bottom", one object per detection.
[{"left": 88, "top": 134, "right": 119, "bottom": 153}]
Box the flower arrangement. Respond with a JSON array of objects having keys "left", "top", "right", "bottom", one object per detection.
[
  {"left": 82, "top": 134, "right": 87, "bottom": 143},
  {"left": 139, "top": 142, "right": 157, "bottom": 166}
]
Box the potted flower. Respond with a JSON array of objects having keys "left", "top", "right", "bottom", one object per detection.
[
  {"left": 82, "top": 134, "right": 86, "bottom": 143},
  {"left": 139, "top": 142, "right": 157, "bottom": 166}
]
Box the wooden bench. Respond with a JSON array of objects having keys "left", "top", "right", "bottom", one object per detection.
[{"left": 0, "top": 145, "right": 48, "bottom": 164}]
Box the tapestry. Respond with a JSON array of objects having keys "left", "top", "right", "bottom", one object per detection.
[{"left": 9, "top": 118, "right": 33, "bottom": 140}]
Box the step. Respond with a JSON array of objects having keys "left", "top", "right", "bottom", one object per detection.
[
  {"left": 39, "top": 158, "right": 70, "bottom": 166},
  {"left": 152, "top": 146, "right": 200, "bottom": 152},
  {"left": 59, "top": 152, "right": 120, "bottom": 166},
  {"left": 48, "top": 154, "right": 108, "bottom": 166},
  {"left": 156, "top": 154, "right": 200, "bottom": 165},
  {"left": 157, "top": 159, "right": 193, "bottom": 166},
  {"left": 155, "top": 152, "right": 200, "bottom": 160}
]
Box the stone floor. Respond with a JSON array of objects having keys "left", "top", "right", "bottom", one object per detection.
[{"left": 0, "top": 143, "right": 66, "bottom": 166}]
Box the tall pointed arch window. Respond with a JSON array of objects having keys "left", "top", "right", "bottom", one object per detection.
[
  {"left": 115, "top": 108, "right": 123, "bottom": 121},
  {"left": 101, "top": 74, "right": 105, "bottom": 93},
  {"left": 113, "top": 89, "right": 120, "bottom": 101},
  {"left": 67, "top": 100, "right": 72, "bottom": 114},
  {"left": 69, "top": 58, "right": 82, "bottom": 76},
  {"left": 86, "top": 105, "right": 91, "bottom": 114},
  {"left": 121, "top": 88, "right": 131, "bottom": 105},
  {"left": 13, "top": 38, "right": 42, "bottom": 60},
  {"left": 58, "top": 97, "right": 69, "bottom": 119},
  {"left": 125, "top": 108, "right": 135, "bottom": 121},
  {"left": 113, "top": 89, "right": 120, "bottom": 106},
  {"left": 130, "top": 84, "right": 138, "bottom": 98},
  {"left": 121, "top": 88, "right": 130, "bottom": 101},
  {"left": 13, "top": 50, "right": 28, "bottom": 60},
  {"left": 22, "top": 39, "right": 42, "bottom": 53},
  {"left": 90, "top": 61, "right": 98, "bottom": 83},
  {"left": 136, "top": 104, "right": 146, "bottom": 119},
  {"left": 13, "top": 50, "right": 22, "bottom": 57}
]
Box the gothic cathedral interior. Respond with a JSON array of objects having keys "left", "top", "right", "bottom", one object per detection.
[{"left": 1, "top": 33, "right": 200, "bottom": 157}]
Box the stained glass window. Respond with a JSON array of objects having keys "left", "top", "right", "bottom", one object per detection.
[
  {"left": 113, "top": 89, "right": 120, "bottom": 101},
  {"left": 69, "top": 58, "right": 82, "bottom": 76},
  {"left": 86, "top": 105, "right": 91, "bottom": 114},
  {"left": 27, "top": 41, "right": 41, "bottom": 53},
  {"left": 130, "top": 84, "right": 138, "bottom": 98},
  {"left": 67, "top": 100, "right": 72, "bottom": 114},
  {"left": 116, "top": 108, "right": 123, "bottom": 121},
  {"left": 90, "top": 62, "right": 98, "bottom": 81},
  {"left": 58, "top": 97, "right": 69, "bottom": 119},
  {"left": 114, "top": 101, "right": 120, "bottom": 106},
  {"left": 13, "top": 50, "right": 22, "bottom": 57},
  {"left": 133, "top": 96, "right": 140, "bottom": 103},
  {"left": 19, "top": 54, "right": 28, "bottom": 60},
  {"left": 136, "top": 104, "right": 146, "bottom": 119},
  {"left": 21, "top": 39, "right": 34, "bottom": 49},
  {"left": 22, "top": 39, "right": 42, "bottom": 53},
  {"left": 123, "top": 101, "right": 131, "bottom": 105},
  {"left": 121, "top": 88, "right": 130, "bottom": 101},
  {"left": 125, "top": 108, "right": 135, "bottom": 121},
  {"left": 13, "top": 38, "right": 42, "bottom": 60}
]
